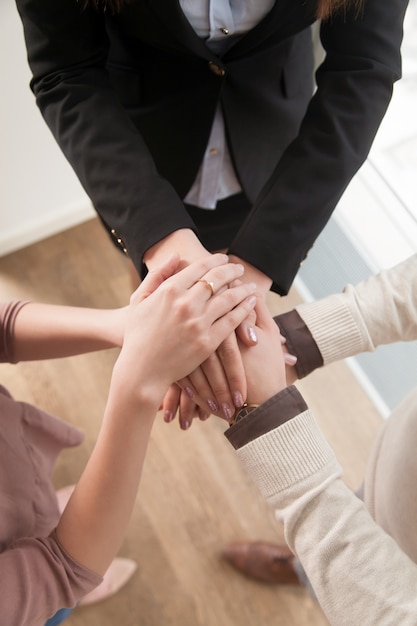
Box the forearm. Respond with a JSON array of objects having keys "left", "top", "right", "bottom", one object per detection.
[
  {"left": 143, "top": 228, "right": 210, "bottom": 272},
  {"left": 227, "top": 254, "right": 272, "bottom": 296},
  {"left": 56, "top": 381, "right": 158, "bottom": 575},
  {"left": 281, "top": 254, "right": 417, "bottom": 374},
  {"left": 12, "top": 303, "right": 125, "bottom": 361},
  {"left": 227, "top": 392, "right": 417, "bottom": 625}
]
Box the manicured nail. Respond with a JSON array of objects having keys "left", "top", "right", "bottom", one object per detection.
[
  {"left": 182, "top": 420, "right": 191, "bottom": 430},
  {"left": 185, "top": 386, "right": 195, "bottom": 399},
  {"left": 233, "top": 391, "right": 244, "bottom": 408},
  {"left": 222, "top": 403, "right": 233, "bottom": 421},
  {"left": 284, "top": 353, "right": 298, "bottom": 366},
  {"left": 207, "top": 398, "right": 218, "bottom": 413},
  {"left": 164, "top": 410, "right": 174, "bottom": 423},
  {"left": 198, "top": 409, "right": 209, "bottom": 421},
  {"left": 248, "top": 326, "right": 258, "bottom": 343}
]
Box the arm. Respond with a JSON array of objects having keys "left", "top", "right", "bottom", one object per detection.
[
  {"left": 229, "top": 0, "right": 408, "bottom": 295},
  {"left": 275, "top": 253, "right": 417, "bottom": 379},
  {"left": 0, "top": 301, "right": 127, "bottom": 363},
  {"left": 1, "top": 254, "right": 257, "bottom": 625},
  {"left": 223, "top": 297, "right": 417, "bottom": 625},
  {"left": 15, "top": 0, "right": 197, "bottom": 275},
  {"left": 229, "top": 396, "right": 417, "bottom": 626}
]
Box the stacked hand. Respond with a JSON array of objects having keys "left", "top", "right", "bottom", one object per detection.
[{"left": 144, "top": 228, "right": 297, "bottom": 428}]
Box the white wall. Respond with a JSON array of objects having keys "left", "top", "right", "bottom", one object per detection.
[{"left": 0, "top": 1, "right": 94, "bottom": 258}]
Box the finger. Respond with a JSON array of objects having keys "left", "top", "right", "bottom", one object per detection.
[
  {"left": 162, "top": 253, "right": 230, "bottom": 292},
  {"left": 178, "top": 390, "right": 199, "bottom": 430},
  {"left": 177, "top": 369, "right": 219, "bottom": 415},
  {"left": 162, "top": 383, "right": 181, "bottom": 423},
  {"left": 133, "top": 253, "right": 181, "bottom": 302},
  {"left": 215, "top": 332, "right": 246, "bottom": 409},
  {"left": 192, "top": 262, "right": 245, "bottom": 300},
  {"left": 205, "top": 282, "right": 257, "bottom": 326},
  {"left": 201, "top": 351, "right": 234, "bottom": 421},
  {"left": 235, "top": 307, "right": 258, "bottom": 345},
  {"left": 209, "top": 294, "right": 257, "bottom": 355},
  {"left": 284, "top": 352, "right": 298, "bottom": 366}
]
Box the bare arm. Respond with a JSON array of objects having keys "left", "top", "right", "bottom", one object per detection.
[
  {"left": 56, "top": 254, "right": 257, "bottom": 575},
  {"left": 10, "top": 303, "right": 127, "bottom": 362}
]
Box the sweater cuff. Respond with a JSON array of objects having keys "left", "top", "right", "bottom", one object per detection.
[
  {"left": 296, "top": 294, "right": 367, "bottom": 365},
  {"left": 274, "top": 310, "right": 323, "bottom": 378},
  {"left": 224, "top": 386, "right": 307, "bottom": 450},
  {"left": 234, "top": 410, "right": 340, "bottom": 499}
]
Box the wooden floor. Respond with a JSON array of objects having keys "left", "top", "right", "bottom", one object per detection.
[{"left": 0, "top": 219, "right": 384, "bottom": 626}]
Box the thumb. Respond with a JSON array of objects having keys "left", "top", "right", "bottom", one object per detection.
[{"left": 236, "top": 304, "right": 258, "bottom": 346}]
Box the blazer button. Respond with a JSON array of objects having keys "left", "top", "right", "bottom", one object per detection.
[
  {"left": 208, "top": 61, "right": 226, "bottom": 77},
  {"left": 111, "top": 229, "right": 128, "bottom": 255}
]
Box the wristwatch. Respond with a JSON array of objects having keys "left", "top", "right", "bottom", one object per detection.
[{"left": 229, "top": 403, "right": 259, "bottom": 427}]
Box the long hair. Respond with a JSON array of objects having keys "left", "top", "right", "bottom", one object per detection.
[
  {"left": 83, "top": 0, "right": 363, "bottom": 20},
  {"left": 317, "top": 0, "right": 363, "bottom": 20}
]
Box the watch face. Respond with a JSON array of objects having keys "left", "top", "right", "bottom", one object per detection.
[{"left": 230, "top": 404, "right": 259, "bottom": 426}]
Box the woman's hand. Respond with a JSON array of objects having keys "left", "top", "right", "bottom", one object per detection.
[
  {"left": 114, "top": 253, "right": 257, "bottom": 407},
  {"left": 237, "top": 297, "right": 288, "bottom": 406}
]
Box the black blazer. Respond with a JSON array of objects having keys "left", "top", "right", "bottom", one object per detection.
[{"left": 16, "top": 0, "right": 408, "bottom": 294}]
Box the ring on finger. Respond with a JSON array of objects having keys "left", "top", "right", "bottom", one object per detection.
[{"left": 196, "top": 279, "right": 215, "bottom": 297}]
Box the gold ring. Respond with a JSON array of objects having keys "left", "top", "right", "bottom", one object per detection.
[{"left": 196, "top": 279, "right": 215, "bottom": 296}]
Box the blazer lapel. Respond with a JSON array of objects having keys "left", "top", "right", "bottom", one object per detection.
[
  {"left": 226, "top": 0, "right": 317, "bottom": 58},
  {"left": 146, "top": 0, "right": 217, "bottom": 59}
]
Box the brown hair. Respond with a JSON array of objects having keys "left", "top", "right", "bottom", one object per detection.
[
  {"left": 317, "top": 0, "right": 364, "bottom": 20},
  {"left": 82, "top": 0, "right": 363, "bottom": 20}
]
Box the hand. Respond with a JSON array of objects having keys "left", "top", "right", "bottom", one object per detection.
[
  {"left": 238, "top": 296, "right": 288, "bottom": 405},
  {"left": 144, "top": 232, "right": 258, "bottom": 422},
  {"left": 113, "top": 253, "right": 257, "bottom": 407},
  {"left": 228, "top": 254, "right": 272, "bottom": 346},
  {"left": 143, "top": 228, "right": 211, "bottom": 273},
  {"left": 162, "top": 384, "right": 208, "bottom": 430}
]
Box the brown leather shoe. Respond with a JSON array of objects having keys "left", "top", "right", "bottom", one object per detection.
[{"left": 222, "top": 540, "right": 301, "bottom": 585}]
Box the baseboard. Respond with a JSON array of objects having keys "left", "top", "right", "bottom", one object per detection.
[{"left": 0, "top": 200, "right": 96, "bottom": 258}]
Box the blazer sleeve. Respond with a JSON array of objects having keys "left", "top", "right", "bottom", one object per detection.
[
  {"left": 229, "top": 0, "right": 409, "bottom": 294},
  {"left": 15, "top": 0, "right": 196, "bottom": 272}
]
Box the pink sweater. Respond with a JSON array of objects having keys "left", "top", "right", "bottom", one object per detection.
[{"left": 0, "top": 302, "right": 101, "bottom": 626}]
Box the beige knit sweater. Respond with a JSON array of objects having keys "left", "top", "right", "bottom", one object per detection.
[{"left": 232, "top": 254, "right": 417, "bottom": 625}]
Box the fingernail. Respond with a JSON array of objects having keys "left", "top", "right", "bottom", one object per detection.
[
  {"left": 185, "top": 386, "right": 195, "bottom": 399},
  {"left": 222, "top": 403, "right": 233, "bottom": 421},
  {"left": 248, "top": 326, "right": 258, "bottom": 343},
  {"left": 181, "top": 420, "right": 191, "bottom": 430},
  {"left": 164, "top": 410, "right": 174, "bottom": 423},
  {"left": 207, "top": 398, "right": 218, "bottom": 413},
  {"left": 198, "top": 409, "right": 209, "bottom": 421},
  {"left": 247, "top": 282, "right": 257, "bottom": 291},
  {"left": 233, "top": 391, "right": 244, "bottom": 408},
  {"left": 284, "top": 353, "right": 298, "bottom": 366}
]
